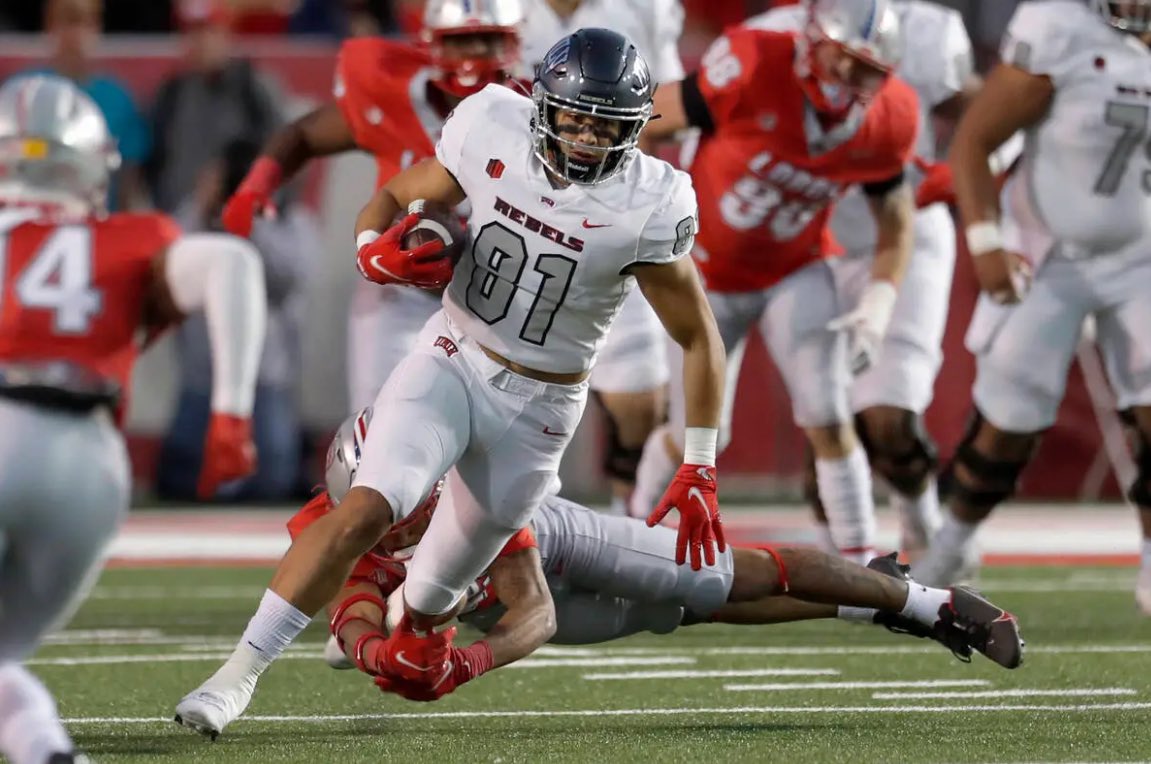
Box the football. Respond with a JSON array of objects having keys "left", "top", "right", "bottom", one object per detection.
[{"left": 401, "top": 199, "right": 468, "bottom": 267}]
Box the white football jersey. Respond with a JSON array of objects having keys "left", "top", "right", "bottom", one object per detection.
[
  {"left": 517, "top": 0, "right": 685, "bottom": 83},
  {"left": 1001, "top": 0, "right": 1151, "bottom": 257},
  {"left": 435, "top": 85, "right": 697, "bottom": 375},
  {"left": 747, "top": 1, "right": 974, "bottom": 255}
]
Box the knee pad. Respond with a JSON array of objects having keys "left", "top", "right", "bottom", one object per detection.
[
  {"left": 1122, "top": 410, "right": 1151, "bottom": 507},
  {"left": 938, "top": 410, "right": 1036, "bottom": 510},
  {"left": 855, "top": 410, "right": 939, "bottom": 496},
  {"left": 593, "top": 391, "right": 649, "bottom": 483}
]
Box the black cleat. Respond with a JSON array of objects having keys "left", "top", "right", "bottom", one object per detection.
[
  {"left": 867, "top": 552, "right": 975, "bottom": 662},
  {"left": 47, "top": 753, "right": 92, "bottom": 764},
  {"left": 940, "top": 586, "right": 1025, "bottom": 669}
]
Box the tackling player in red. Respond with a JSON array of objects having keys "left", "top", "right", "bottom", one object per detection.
[
  {"left": 0, "top": 74, "right": 266, "bottom": 764},
  {"left": 634, "top": 0, "right": 919, "bottom": 566}
]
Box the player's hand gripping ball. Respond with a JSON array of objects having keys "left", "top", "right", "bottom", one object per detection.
[{"left": 401, "top": 199, "right": 468, "bottom": 275}]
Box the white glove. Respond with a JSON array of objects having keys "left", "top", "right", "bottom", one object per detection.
[{"left": 827, "top": 279, "right": 898, "bottom": 376}]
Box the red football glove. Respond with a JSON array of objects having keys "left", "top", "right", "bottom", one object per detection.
[
  {"left": 221, "top": 157, "right": 282, "bottom": 238},
  {"left": 196, "top": 413, "right": 257, "bottom": 500},
  {"left": 372, "top": 614, "right": 457, "bottom": 681},
  {"left": 647, "top": 464, "right": 726, "bottom": 571},
  {"left": 375, "top": 641, "right": 494, "bottom": 702},
  {"left": 913, "top": 156, "right": 955, "bottom": 209},
  {"left": 356, "top": 213, "right": 453, "bottom": 289}
]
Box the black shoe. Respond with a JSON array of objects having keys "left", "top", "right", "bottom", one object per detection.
[
  {"left": 47, "top": 753, "right": 92, "bottom": 764},
  {"left": 867, "top": 552, "right": 975, "bottom": 662},
  {"left": 940, "top": 586, "right": 1025, "bottom": 669}
]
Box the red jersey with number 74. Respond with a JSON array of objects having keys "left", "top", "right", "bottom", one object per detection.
[
  {"left": 0, "top": 211, "right": 180, "bottom": 392},
  {"left": 689, "top": 27, "right": 918, "bottom": 292}
]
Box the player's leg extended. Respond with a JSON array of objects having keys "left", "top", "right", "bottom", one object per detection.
[
  {"left": 848, "top": 215, "right": 954, "bottom": 558},
  {"left": 762, "top": 262, "right": 874, "bottom": 563},
  {"left": 176, "top": 327, "right": 471, "bottom": 738},
  {"left": 0, "top": 402, "right": 129, "bottom": 764},
  {"left": 589, "top": 289, "right": 669, "bottom": 515},
  {"left": 1121, "top": 408, "right": 1151, "bottom": 613},
  {"left": 630, "top": 290, "right": 764, "bottom": 518},
  {"left": 345, "top": 282, "right": 440, "bottom": 411},
  {"left": 915, "top": 263, "right": 1090, "bottom": 587}
]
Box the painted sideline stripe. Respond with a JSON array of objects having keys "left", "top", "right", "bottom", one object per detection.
[
  {"left": 584, "top": 669, "right": 840, "bottom": 681},
  {"left": 872, "top": 689, "right": 1137, "bottom": 700},
  {"left": 65, "top": 702, "right": 1151, "bottom": 725},
  {"left": 726, "top": 680, "right": 991, "bottom": 692},
  {"left": 30, "top": 652, "right": 691, "bottom": 669},
  {"left": 505, "top": 657, "right": 693, "bottom": 669}
]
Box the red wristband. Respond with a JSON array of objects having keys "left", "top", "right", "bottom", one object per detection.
[
  {"left": 455, "top": 641, "right": 495, "bottom": 683},
  {"left": 241, "top": 156, "right": 284, "bottom": 195}
]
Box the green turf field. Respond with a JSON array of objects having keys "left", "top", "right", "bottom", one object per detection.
[{"left": 39, "top": 565, "right": 1151, "bottom": 763}]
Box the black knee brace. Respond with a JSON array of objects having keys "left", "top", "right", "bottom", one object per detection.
[
  {"left": 594, "top": 392, "right": 646, "bottom": 483},
  {"left": 938, "top": 411, "right": 1036, "bottom": 511},
  {"left": 855, "top": 410, "right": 939, "bottom": 496},
  {"left": 1122, "top": 410, "right": 1151, "bottom": 507}
]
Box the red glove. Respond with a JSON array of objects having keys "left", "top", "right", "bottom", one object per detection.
[
  {"left": 913, "top": 156, "right": 955, "bottom": 209},
  {"left": 221, "top": 157, "right": 283, "bottom": 238},
  {"left": 356, "top": 213, "right": 453, "bottom": 289},
  {"left": 371, "top": 614, "right": 457, "bottom": 682},
  {"left": 647, "top": 464, "right": 726, "bottom": 571},
  {"left": 375, "top": 641, "right": 494, "bottom": 702},
  {"left": 197, "top": 413, "right": 257, "bottom": 500}
]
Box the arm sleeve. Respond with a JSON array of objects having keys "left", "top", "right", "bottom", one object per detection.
[
  {"left": 634, "top": 171, "right": 699, "bottom": 266},
  {"left": 1000, "top": 2, "right": 1079, "bottom": 87},
  {"left": 862, "top": 171, "right": 906, "bottom": 197},
  {"left": 164, "top": 232, "right": 267, "bottom": 416}
]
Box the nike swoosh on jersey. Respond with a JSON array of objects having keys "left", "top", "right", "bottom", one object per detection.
[{"left": 581, "top": 218, "right": 611, "bottom": 229}]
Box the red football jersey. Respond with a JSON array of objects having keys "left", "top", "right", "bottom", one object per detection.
[
  {"left": 335, "top": 38, "right": 443, "bottom": 188},
  {"left": 287, "top": 491, "right": 538, "bottom": 607},
  {"left": 0, "top": 211, "right": 179, "bottom": 395},
  {"left": 690, "top": 28, "right": 918, "bottom": 292}
]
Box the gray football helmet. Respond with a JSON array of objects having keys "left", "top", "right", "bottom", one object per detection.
[
  {"left": 0, "top": 75, "right": 120, "bottom": 212},
  {"left": 1093, "top": 0, "right": 1151, "bottom": 33}
]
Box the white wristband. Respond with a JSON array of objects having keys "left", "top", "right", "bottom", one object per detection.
[
  {"left": 356, "top": 230, "right": 381, "bottom": 251},
  {"left": 965, "top": 221, "right": 1004, "bottom": 258},
  {"left": 683, "top": 427, "right": 718, "bottom": 466}
]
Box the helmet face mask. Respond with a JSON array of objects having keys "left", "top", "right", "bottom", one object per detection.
[
  {"left": 422, "top": 0, "right": 523, "bottom": 98},
  {"left": 532, "top": 29, "right": 654, "bottom": 185},
  {"left": 1094, "top": 0, "right": 1151, "bottom": 34},
  {"left": 0, "top": 75, "right": 119, "bottom": 214}
]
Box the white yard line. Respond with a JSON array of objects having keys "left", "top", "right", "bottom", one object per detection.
[
  {"left": 872, "top": 689, "right": 1137, "bottom": 700},
  {"left": 29, "top": 652, "right": 692, "bottom": 669},
  {"left": 64, "top": 702, "right": 1151, "bottom": 726},
  {"left": 726, "top": 680, "right": 991, "bottom": 692},
  {"left": 505, "top": 656, "right": 694, "bottom": 669},
  {"left": 583, "top": 668, "right": 840, "bottom": 681}
]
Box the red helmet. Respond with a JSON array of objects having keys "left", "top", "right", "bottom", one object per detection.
[
  {"left": 795, "top": 0, "right": 902, "bottom": 120},
  {"left": 422, "top": 0, "right": 523, "bottom": 98}
]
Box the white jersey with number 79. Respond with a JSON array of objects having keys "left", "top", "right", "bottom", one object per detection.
[
  {"left": 1000, "top": 0, "right": 1151, "bottom": 261},
  {"left": 436, "top": 84, "right": 698, "bottom": 375}
]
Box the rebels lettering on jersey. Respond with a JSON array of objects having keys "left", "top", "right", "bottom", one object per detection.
[
  {"left": 0, "top": 212, "right": 179, "bottom": 398},
  {"left": 286, "top": 492, "right": 538, "bottom": 613},
  {"left": 334, "top": 39, "right": 441, "bottom": 186},
  {"left": 436, "top": 85, "right": 698, "bottom": 375},
  {"left": 690, "top": 28, "right": 918, "bottom": 292}
]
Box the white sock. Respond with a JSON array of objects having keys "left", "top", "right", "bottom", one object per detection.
[
  {"left": 211, "top": 589, "right": 311, "bottom": 686},
  {"left": 0, "top": 664, "right": 72, "bottom": 764},
  {"left": 814, "top": 523, "right": 836, "bottom": 554},
  {"left": 837, "top": 605, "right": 878, "bottom": 623},
  {"left": 892, "top": 476, "right": 943, "bottom": 545},
  {"left": 609, "top": 495, "right": 628, "bottom": 516},
  {"left": 934, "top": 511, "right": 979, "bottom": 552},
  {"left": 816, "top": 447, "right": 876, "bottom": 557},
  {"left": 630, "top": 424, "right": 678, "bottom": 518},
  {"left": 900, "top": 581, "right": 953, "bottom": 627}
]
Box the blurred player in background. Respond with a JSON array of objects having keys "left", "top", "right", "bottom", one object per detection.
[
  {"left": 0, "top": 75, "right": 266, "bottom": 764},
  {"left": 176, "top": 29, "right": 726, "bottom": 733},
  {"left": 519, "top": 0, "right": 688, "bottom": 515},
  {"left": 634, "top": 0, "right": 918, "bottom": 565},
  {"left": 750, "top": 0, "right": 980, "bottom": 560},
  {"left": 221, "top": 0, "right": 524, "bottom": 414},
  {"left": 916, "top": 1, "right": 1151, "bottom": 604}
]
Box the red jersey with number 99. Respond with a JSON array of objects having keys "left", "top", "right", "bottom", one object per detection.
[
  {"left": 690, "top": 28, "right": 918, "bottom": 292},
  {"left": 0, "top": 211, "right": 180, "bottom": 392},
  {"left": 334, "top": 38, "right": 442, "bottom": 188}
]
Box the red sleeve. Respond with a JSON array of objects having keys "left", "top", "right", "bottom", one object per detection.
[
  {"left": 694, "top": 27, "right": 769, "bottom": 128},
  {"left": 878, "top": 79, "right": 920, "bottom": 174},
  {"left": 335, "top": 39, "right": 416, "bottom": 156},
  {"left": 286, "top": 492, "right": 334, "bottom": 540},
  {"left": 497, "top": 527, "right": 538, "bottom": 557},
  {"left": 115, "top": 212, "right": 180, "bottom": 259}
]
